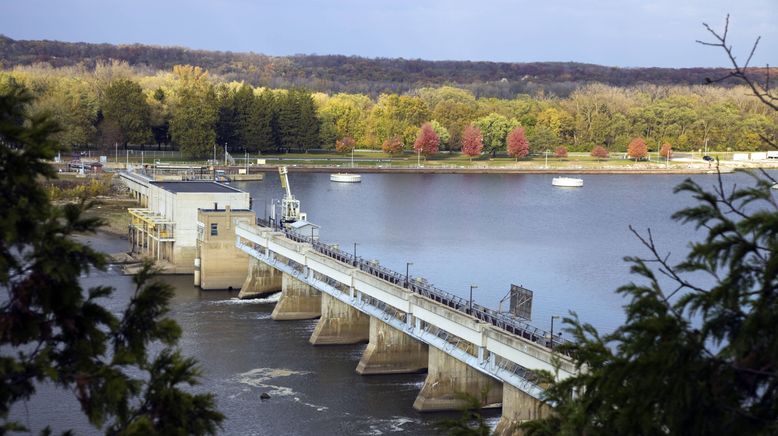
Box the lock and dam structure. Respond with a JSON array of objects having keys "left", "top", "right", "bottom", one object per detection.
[
  {"left": 121, "top": 172, "right": 576, "bottom": 435},
  {"left": 231, "top": 218, "right": 576, "bottom": 435}
]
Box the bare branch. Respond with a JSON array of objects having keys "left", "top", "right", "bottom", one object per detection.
[
  {"left": 744, "top": 36, "right": 760, "bottom": 69},
  {"left": 698, "top": 15, "right": 778, "bottom": 111}
]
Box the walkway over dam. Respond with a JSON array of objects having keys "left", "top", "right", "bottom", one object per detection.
[{"left": 233, "top": 219, "right": 577, "bottom": 434}]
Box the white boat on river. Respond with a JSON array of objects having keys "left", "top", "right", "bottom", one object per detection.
[
  {"left": 552, "top": 177, "right": 583, "bottom": 187},
  {"left": 330, "top": 148, "right": 362, "bottom": 183},
  {"left": 330, "top": 173, "right": 362, "bottom": 183}
]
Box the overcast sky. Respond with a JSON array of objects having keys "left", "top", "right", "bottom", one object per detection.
[{"left": 1, "top": 0, "right": 775, "bottom": 68}]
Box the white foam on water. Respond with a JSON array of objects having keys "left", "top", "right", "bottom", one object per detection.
[
  {"left": 485, "top": 416, "right": 501, "bottom": 430},
  {"left": 359, "top": 416, "right": 419, "bottom": 435},
  {"left": 236, "top": 367, "right": 307, "bottom": 387},
  {"left": 386, "top": 417, "right": 416, "bottom": 432},
  {"left": 234, "top": 367, "right": 328, "bottom": 411},
  {"left": 388, "top": 380, "right": 425, "bottom": 390},
  {"left": 293, "top": 397, "right": 329, "bottom": 411},
  {"left": 211, "top": 293, "right": 281, "bottom": 305}
]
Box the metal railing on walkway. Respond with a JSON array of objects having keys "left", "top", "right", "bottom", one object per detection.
[{"left": 255, "top": 217, "right": 571, "bottom": 356}]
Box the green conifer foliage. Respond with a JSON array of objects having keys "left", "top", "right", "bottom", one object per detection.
[{"left": 0, "top": 83, "right": 223, "bottom": 434}]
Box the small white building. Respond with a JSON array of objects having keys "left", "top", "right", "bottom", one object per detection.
[
  {"left": 287, "top": 220, "right": 321, "bottom": 240},
  {"left": 750, "top": 152, "right": 768, "bottom": 161},
  {"left": 128, "top": 181, "right": 250, "bottom": 272}
]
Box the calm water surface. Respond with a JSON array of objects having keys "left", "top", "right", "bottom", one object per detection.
[{"left": 13, "top": 171, "right": 770, "bottom": 434}]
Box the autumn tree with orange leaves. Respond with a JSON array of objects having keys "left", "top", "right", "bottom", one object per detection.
[
  {"left": 413, "top": 122, "right": 440, "bottom": 157},
  {"left": 627, "top": 137, "right": 648, "bottom": 161},
  {"left": 460, "top": 125, "right": 483, "bottom": 161},
  {"left": 506, "top": 126, "right": 530, "bottom": 161},
  {"left": 382, "top": 136, "right": 403, "bottom": 155},
  {"left": 335, "top": 136, "right": 356, "bottom": 153},
  {"left": 591, "top": 145, "right": 609, "bottom": 161},
  {"left": 659, "top": 143, "right": 672, "bottom": 158}
]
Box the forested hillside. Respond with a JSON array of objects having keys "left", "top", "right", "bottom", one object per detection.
[
  {"left": 0, "top": 35, "right": 755, "bottom": 97},
  {"left": 2, "top": 59, "right": 775, "bottom": 159},
  {"left": 2, "top": 35, "right": 775, "bottom": 159}
]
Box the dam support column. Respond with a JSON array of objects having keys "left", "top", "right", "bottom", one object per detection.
[
  {"left": 356, "top": 317, "right": 428, "bottom": 374},
  {"left": 413, "top": 347, "right": 502, "bottom": 412},
  {"left": 309, "top": 293, "right": 369, "bottom": 345},
  {"left": 493, "top": 384, "right": 551, "bottom": 436},
  {"left": 271, "top": 272, "right": 322, "bottom": 320},
  {"left": 238, "top": 257, "right": 282, "bottom": 299}
]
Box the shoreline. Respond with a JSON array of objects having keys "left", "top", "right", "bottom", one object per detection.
[{"left": 245, "top": 165, "right": 746, "bottom": 175}]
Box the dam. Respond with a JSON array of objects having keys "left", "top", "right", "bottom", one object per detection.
[{"left": 121, "top": 168, "right": 578, "bottom": 435}]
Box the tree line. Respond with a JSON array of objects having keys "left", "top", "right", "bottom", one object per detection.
[{"left": 1, "top": 61, "right": 775, "bottom": 159}]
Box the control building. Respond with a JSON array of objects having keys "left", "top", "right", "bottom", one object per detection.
[{"left": 127, "top": 180, "right": 250, "bottom": 273}]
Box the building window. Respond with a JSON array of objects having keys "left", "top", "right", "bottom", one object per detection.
[{"left": 210, "top": 223, "right": 218, "bottom": 236}]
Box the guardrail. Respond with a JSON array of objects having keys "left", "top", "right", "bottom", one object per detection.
[{"left": 255, "top": 217, "right": 571, "bottom": 356}]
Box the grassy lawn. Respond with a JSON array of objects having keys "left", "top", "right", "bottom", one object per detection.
[
  {"left": 253, "top": 151, "right": 691, "bottom": 170},
  {"left": 83, "top": 149, "right": 769, "bottom": 172}
]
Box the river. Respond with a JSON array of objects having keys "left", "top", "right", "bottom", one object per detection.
[{"left": 11, "top": 171, "right": 768, "bottom": 434}]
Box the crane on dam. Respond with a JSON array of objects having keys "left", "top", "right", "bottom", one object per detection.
[{"left": 276, "top": 166, "right": 309, "bottom": 228}]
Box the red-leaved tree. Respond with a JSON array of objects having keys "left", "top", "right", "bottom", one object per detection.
[
  {"left": 591, "top": 145, "right": 609, "bottom": 161},
  {"left": 335, "top": 136, "right": 356, "bottom": 154},
  {"left": 460, "top": 125, "right": 483, "bottom": 161},
  {"left": 554, "top": 145, "right": 568, "bottom": 159},
  {"left": 382, "top": 136, "right": 404, "bottom": 155},
  {"left": 659, "top": 142, "right": 672, "bottom": 158},
  {"left": 627, "top": 137, "right": 648, "bottom": 161},
  {"left": 413, "top": 122, "right": 440, "bottom": 157},
  {"left": 506, "top": 126, "right": 530, "bottom": 161}
]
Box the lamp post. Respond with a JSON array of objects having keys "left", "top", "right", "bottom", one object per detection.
[
  {"left": 544, "top": 149, "right": 549, "bottom": 168},
  {"left": 353, "top": 242, "right": 358, "bottom": 266},
  {"left": 469, "top": 284, "right": 478, "bottom": 314},
  {"left": 417, "top": 149, "right": 421, "bottom": 168},
  {"left": 405, "top": 262, "right": 413, "bottom": 287},
  {"left": 550, "top": 315, "right": 561, "bottom": 350}
]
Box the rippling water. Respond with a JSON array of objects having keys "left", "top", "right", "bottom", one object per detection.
[{"left": 11, "top": 171, "right": 771, "bottom": 434}]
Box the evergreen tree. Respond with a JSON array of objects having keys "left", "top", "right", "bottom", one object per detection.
[
  {"left": 101, "top": 79, "right": 152, "bottom": 147},
  {"left": 170, "top": 67, "right": 218, "bottom": 159},
  {"left": 246, "top": 88, "right": 275, "bottom": 152},
  {"left": 231, "top": 84, "right": 254, "bottom": 150},
  {"left": 276, "top": 90, "right": 300, "bottom": 151},
  {"left": 297, "top": 90, "right": 321, "bottom": 151},
  {"left": 0, "top": 83, "right": 224, "bottom": 433},
  {"left": 318, "top": 111, "right": 338, "bottom": 149},
  {"left": 215, "top": 85, "right": 239, "bottom": 149},
  {"left": 149, "top": 88, "right": 171, "bottom": 148}
]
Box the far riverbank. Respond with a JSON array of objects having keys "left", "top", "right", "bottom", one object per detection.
[{"left": 245, "top": 163, "right": 745, "bottom": 175}]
